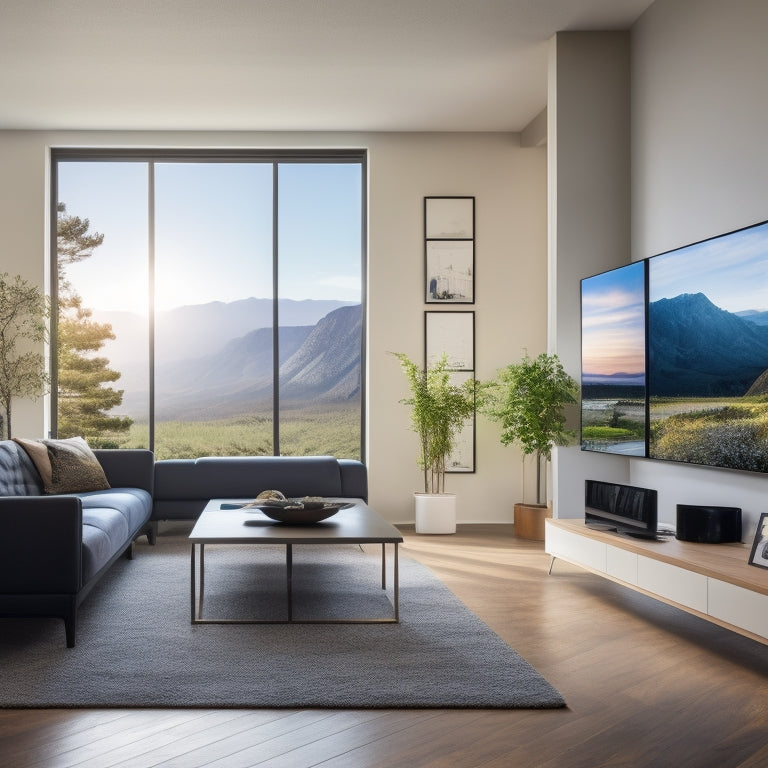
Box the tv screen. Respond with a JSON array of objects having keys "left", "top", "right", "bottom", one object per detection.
[
  {"left": 648, "top": 220, "right": 768, "bottom": 472},
  {"left": 580, "top": 218, "right": 768, "bottom": 475},
  {"left": 585, "top": 480, "right": 658, "bottom": 539},
  {"left": 580, "top": 261, "right": 647, "bottom": 456}
]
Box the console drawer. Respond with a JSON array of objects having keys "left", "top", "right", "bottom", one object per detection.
[{"left": 637, "top": 556, "right": 708, "bottom": 613}]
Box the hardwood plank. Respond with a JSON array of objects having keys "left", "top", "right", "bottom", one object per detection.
[{"left": 1, "top": 524, "right": 767, "bottom": 768}]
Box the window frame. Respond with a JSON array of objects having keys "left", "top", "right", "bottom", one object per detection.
[{"left": 50, "top": 148, "right": 368, "bottom": 462}]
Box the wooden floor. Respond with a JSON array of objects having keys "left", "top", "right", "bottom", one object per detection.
[{"left": 2, "top": 524, "right": 767, "bottom": 767}]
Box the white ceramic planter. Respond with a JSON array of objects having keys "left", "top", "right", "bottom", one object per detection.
[{"left": 414, "top": 492, "right": 456, "bottom": 534}]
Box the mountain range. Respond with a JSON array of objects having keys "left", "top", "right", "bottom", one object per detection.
[
  {"left": 649, "top": 292, "right": 768, "bottom": 397},
  {"left": 93, "top": 298, "right": 361, "bottom": 420}
]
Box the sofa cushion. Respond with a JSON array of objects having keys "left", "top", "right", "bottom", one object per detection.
[
  {"left": 154, "top": 455, "right": 344, "bottom": 500},
  {"left": 0, "top": 440, "right": 44, "bottom": 496},
  {"left": 78, "top": 489, "right": 152, "bottom": 581},
  {"left": 78, "top": 488, "right": 153, "bottom": 534},
  {"left": 42, "top": 437, "right": 111, "bottom": 494}
]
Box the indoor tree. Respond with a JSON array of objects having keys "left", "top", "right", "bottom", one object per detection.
[
  {"left": 392, "top": 351, "right": 476, "bottom": 494},
  {"left": 482, "top": 351, "right": 579, "bottom": 505},
  {"left": 0, "top": 273, "right": 50, "bottom": 439}
]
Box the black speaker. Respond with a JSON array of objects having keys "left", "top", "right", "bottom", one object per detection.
[{"left": 675, "top": 504, "right": 742, "bottom": 543}]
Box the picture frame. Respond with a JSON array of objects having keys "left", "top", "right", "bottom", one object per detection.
[
  {"left": 425, "top": 311, "right": 474, "bottom": 371},
  {"left": 446, "top": 370, "right": 476, "bottom": 473},
  {"left": 425, "top": 196, "right": 475, "bottom": 239},
  {"left": 748, "top": 513, "right": 768, "bottom": 569},
  {"left": 425, "top": 240, "right": 474, "bottom": 303}
]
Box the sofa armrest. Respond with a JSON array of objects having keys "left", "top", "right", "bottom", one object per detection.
[
  {"left": 338, "top": 459, "right": 368, "bottom": 502},
  {"left": 0, "top": 496, "right": 83, "bottom": 593},
  {"left": 94, "top": 449, "right": 154, "bottom": 495}
]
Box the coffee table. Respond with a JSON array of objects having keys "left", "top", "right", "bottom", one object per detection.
[{"left": 189, "top": 499, "right": 403, "bottom": 624}]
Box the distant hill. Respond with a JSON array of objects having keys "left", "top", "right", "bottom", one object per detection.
[
  {"left": 649, "top": 292, "right": 768, "bottom": 397},
  {"left": 736, "top": 309, "right": 768, "bottom": 327},
  {"left": 95, "top": 297, "right": 357, "bottom": 367},
  {"left": 121, "top": 304, "right": 362, "bottom": 420},
  {"left": 746, "top": 368, "right": 768, "bottom": 396}
]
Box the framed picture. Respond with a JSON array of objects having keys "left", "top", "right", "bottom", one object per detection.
[
  {"left": 425, "top": 311, "right": 474, "bottom": 370},
  {"left": 748, "top": 513, "right": 768, "bottom": 569},
  {"left": 425, "top": 196, "right": 474, "bottom": 239},
  {"left": 446, "top": 370, "right": 476, "bottom": 473},
  {"left": 425, "top": 240, "right": 474, "bottom": 303}
]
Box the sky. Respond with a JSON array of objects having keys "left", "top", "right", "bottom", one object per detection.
[
  {"left": 57, "top": 159, "right": 363, "bottom": 313},
  {"left": 648, "top": 220, "right": 768, "bottom": 313},
  {"left": 581, "top": 260, "right": 645, "bottom": 377}
]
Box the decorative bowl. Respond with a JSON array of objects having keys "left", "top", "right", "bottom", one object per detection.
[{"left": 250, "top": 500, "right": 353, "bottom": 524}]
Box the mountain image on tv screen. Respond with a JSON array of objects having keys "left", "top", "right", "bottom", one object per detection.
[
  {"left": 648, "top": 220, "right": 768, "bottom": 472},
  {"left": 581, "top": 260, "right": 646, "bottom": 457}
]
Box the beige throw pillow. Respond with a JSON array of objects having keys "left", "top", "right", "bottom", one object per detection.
[
  {"left": 41, "top": 437, "right": 111, "bottom": 494},
  {"left": 13, "top": 437, "right": 54, "bottom": 489}
]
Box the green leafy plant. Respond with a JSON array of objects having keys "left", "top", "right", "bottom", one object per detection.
[
  {"left": 392, "top": 352, "right": 476, "bottom": 494},
  {"left": 0, "top": 273, "right": 50, "bottom": 439},
  {"left": 482, "top": 351, "right": 578, "bottom": 504}
]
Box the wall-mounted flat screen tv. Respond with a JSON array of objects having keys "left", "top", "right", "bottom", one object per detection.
[
  {"left": 580, "top": 261, "right": 647, "bottom": 457},
  {"left": 581, "top": 218, "right": 768, "bottom": 474},
  {"left": 648, "top": 220, "right": 768, "bottom": 472}
]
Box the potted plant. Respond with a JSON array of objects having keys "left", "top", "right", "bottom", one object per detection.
[
  {"left": 481, "top": 351, "right": 578, "bottom": 539},
  {"left": 392, "top": 352, "right": 476, "bottom": 534}
]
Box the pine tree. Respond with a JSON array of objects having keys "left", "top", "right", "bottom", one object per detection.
[{"left": 56, "top": 204, "right": 132, "bottom": 441}]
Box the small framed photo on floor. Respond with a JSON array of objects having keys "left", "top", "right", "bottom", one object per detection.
[{"left": 748, "top": 513, "right": 768, "bottom": 569}]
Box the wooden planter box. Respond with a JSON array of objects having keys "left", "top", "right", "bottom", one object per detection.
[{"left": 514, "top": 502, "right": 552, "bottom": 541}]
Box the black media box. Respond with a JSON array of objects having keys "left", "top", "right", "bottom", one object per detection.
[{"left": 675, "top": 504, "right": 742, "bottom": 543}]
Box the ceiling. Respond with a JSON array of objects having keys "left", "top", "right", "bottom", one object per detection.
[{"left": 0, "top": 0, "right": 655, "bottom": 133}]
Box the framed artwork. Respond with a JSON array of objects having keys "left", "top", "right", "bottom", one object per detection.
[
  {"left": 425, "top": 311, "right": 474, "bottom": 370},
  {"left": 425, "top": 196, "right": 475, "bottom": 239},
  {"left": 446, "top": 370, "right": 476, "bottom": 473},
  {"left": 425, "top": 240, "right": 474, "bottom": 303},
  {"left": 748, "top": 513, "right": 768, "bottom": 569}
]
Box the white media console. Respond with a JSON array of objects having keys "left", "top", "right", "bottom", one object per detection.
[{"left": 545, "top": 518, "right": 768, "bottom": 646}]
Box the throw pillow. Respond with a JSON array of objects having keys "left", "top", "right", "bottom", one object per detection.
[
  {"left": 41, "top": 437, "right": 111, "bottom": 494},
  {"left": 13, "top": 437, "right": 54, "bottom": 489}
]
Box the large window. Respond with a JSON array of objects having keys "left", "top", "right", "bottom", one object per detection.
[{"left": 52, "top": 151, "right": 366, "bottom": 461}]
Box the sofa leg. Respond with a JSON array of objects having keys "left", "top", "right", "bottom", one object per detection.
[
  {"left": 65, "top": 614, "right": 76, "bottom": 648},
  {"left": 125, "top": 540, "right": 136, "bottom": 560},
  {"left": 146, "top": 521, "right": 158, "bottom": 546}
]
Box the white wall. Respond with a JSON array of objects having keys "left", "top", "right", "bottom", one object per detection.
[
  {"left": 547, "top": 32, "right": 633, "bottom": 518},
  {"left": 0, "top": 129, "right": 547, "bottom": 524},
  {"left": 629, "top": 0, "right": 768, "bottom": 539}
]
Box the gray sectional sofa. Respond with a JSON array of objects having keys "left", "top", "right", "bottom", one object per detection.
[
  {"left": 0, "top": 443, "right": 367, "bottom": 647},
  {"left": 151, "top": 454, "right": 368, "bottom": 541},
  {"left": 0, "top": 440, "right": 154, "bottom": 647}
]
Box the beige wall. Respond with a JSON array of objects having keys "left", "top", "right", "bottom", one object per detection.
[{"left": 0, "top": 129, "right": 547, "bottom": 523}]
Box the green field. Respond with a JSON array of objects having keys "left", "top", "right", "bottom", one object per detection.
[
  {"left": 580, "top": 398, "right": 645, "bottom": 450},
  {"left": 88, "top": 402, "right": 362, "bottom": 461},
  {"left": 650, "top": 395, "right": 768, "bottom": 471}
]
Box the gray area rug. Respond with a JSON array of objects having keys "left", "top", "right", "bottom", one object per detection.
[{"left": 0, "top": 534, "right": 565, "bottom": 709}]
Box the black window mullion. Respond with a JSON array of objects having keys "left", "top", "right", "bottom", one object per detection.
[
  {"left": 272, "top": 162, "right": 280, "bottom": 456},
  {"left": 148, "top": 161, "right": 156, "bottom": 453},
  {"left": 49, "top": 164, "right": 60, "bottom": 438}
]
